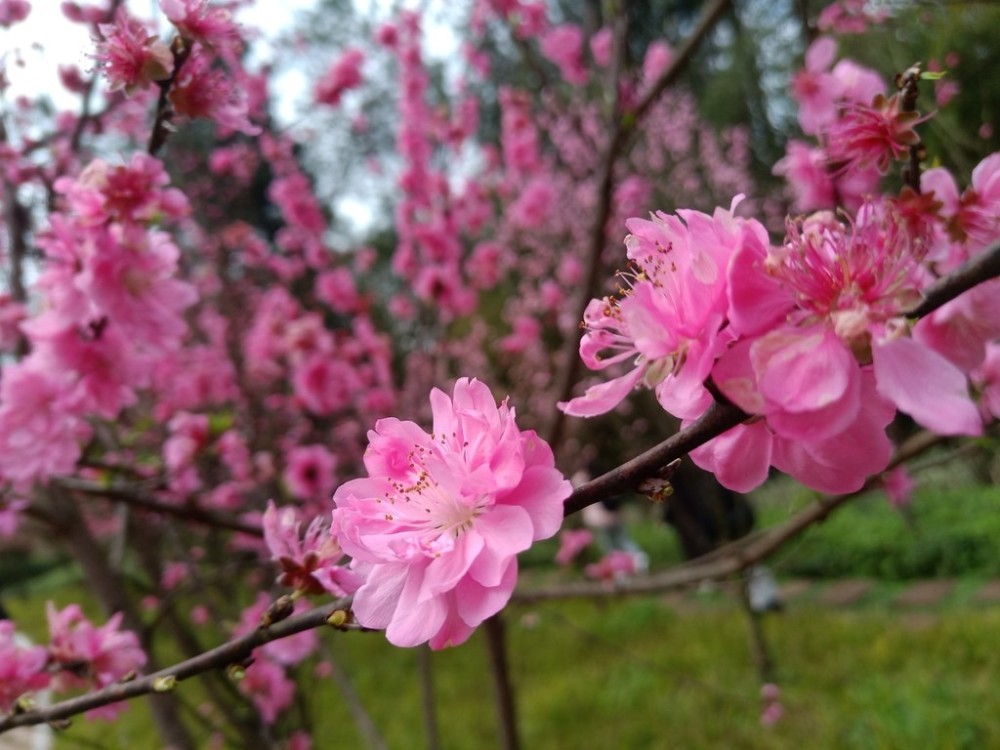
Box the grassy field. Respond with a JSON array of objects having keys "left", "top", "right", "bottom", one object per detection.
[
  {"left": 4, "top": 463, "right": 998, "bottom": 749},
  {"left": 6, "top": 588, "right": 1000, "bottom": 750}
]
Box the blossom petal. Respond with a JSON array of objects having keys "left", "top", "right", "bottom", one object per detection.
[
  {"left": 873, "top": 337, "right": 982, "bottom": 436},
  {"left": 558, "top": 367, "right": 643, "bottom": 417}
]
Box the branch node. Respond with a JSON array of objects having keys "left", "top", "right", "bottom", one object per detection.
[{"left": 152, "top": 675, "right": 177, "bottom": 693}]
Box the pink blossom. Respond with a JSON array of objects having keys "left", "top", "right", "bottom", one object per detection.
[
  {"left": 47, "top": 603, "right": 147, "bottom": 692},
  {"left": 761, "top": 701, "right": 784, "bottom": 727},
  {"left": 262, "top": 501, "right": 361, "bottom": 596},
  {"left": 283, "top": 444, "right": 338, "bottom": 501},
  {"left": 94, "top": 10, "right": 174, "bottom": 95},
  {"left": 773, "top": 140, "right": 835, "bottom": 212},
  {"left": 723, "top": 204, "right": 981, "bottom": 442},
  {"left": 826, "top": 94, "right": 925, "bottom": 175},
  {"left": 0, "top": 622, "right": 50, "bottom": 713},
  {"left": 0, "top": 0, "right": 30, "bottom": 28},
  {"left": 315, "top": 48, "right": 365, "bottom": 106},
  {"left": 169, "top": 52, "right": 259, "bottom": 136},
  {"left": 882, "top": 466, "right": 916, "bottom": 509},
  {"left": 75, "top": 225, "right": 198, "bottom": 349},
  {"left": 238, "top": 658, "right": 294, "bottom": 725},
  {"left": 972, "top": 342, "right": 1000, "bottom": 420},
  {"left": 912, "top": 280, "right": 1000, "bottom": 372},
  {"left": 0, "top": 363, "right": 89, "bottom": 485},
  {"left": 292, "top": 353, "right": 360, "bottom": 415},
  {"left": 499, "top": 315, "right": 541, "bottom": 354},
  {"left": 584, "top": 550, "right": 636, "bottom": 581},
  {"left": 642, "top": 41, "right": 673, "bottom": 85},
  {"left": 56, "top": 154, "right": 189, "bottom": 225},
  {"left": 540, "top": 25, "right": 588, "bottom": 86},
  {"left": 555, "top": 528, "right": 593, "bottom": 566},
  {"left": 817, "top": 0, "right": 890, "bottom": 34},
  {"left": 163, "top": 412, "right": 210, "bottom": 473},
  {"left": 333, "top": 378, "right": 571, "bottom": 649},
  {"left": 159, "top": 0, "right": 240, "bottom": 51},
  {"left": 0, "top": 499, "right": 27, "bottom": 537},
  {"left": 589, "top": 27, "right": 613, "bottom": 67},
  {"left": 510, "top": 177, "right": 554, "bottom": 228},
  {"left": 791, "top": 37, "right": 844, "bottom": 136},
  {"left": 561, "top": 199, "right": 765, "bottom": 420},
  {"left": 316, "top": 268, "right": 361, "bottom": 314},
  {"left": 830, "top": 59, "right": 885, "bottom": 107}
]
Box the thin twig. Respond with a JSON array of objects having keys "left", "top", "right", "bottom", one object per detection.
[
  {"left": 55, "top": 477, "right": 263, "bottom": 537},
  {"left": 545, "top": 0, "right": 734, "bottom": 451},
  {"left": 483, "top": 614, "right": 520, "bottom": 750},
  {"left": 0, "top": 598, "right": 362, "bottom": 734},
  {"left": 515, "top": 430, "right": 946, "bottom": 604}
]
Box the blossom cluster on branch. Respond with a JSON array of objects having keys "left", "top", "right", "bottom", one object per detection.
[{"left": 0, "top": 0, "right": 996, "bottom": 744}]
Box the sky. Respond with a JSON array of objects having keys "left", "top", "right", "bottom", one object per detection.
[{"left": 2, "top": 0, "right": 319, "bottom": 114}]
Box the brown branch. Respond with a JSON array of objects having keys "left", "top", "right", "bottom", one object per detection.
[
  {"left": 148, "top": 36, "right": 193, "bottom": 156},
  {"left": 908, "top": 236, "right": 1000, "bottom": 319},
  {"left": 564, "top": 400, "right": 748, "bottom": 515},
  {"left": 0, "top": 598, "right": 362, "bottom": 734},
  {"left": 55, "top": 477, "right": 264, "bottom": 538},
  {"left": 484, "top": 614, "right": 521, "bottom": 750},
  {"left": 561, "top": 224, "right": 1000, "bottom": 519},
  {"left": 516, "top": 429, "right": 946, "bottom": 605},
  {"left": 545, "top": 0, "right": 734, "bottom": 450}
]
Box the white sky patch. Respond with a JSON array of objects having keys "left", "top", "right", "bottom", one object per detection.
[{"left": 2, "top": 4, "right": 93, "bottom": 112}]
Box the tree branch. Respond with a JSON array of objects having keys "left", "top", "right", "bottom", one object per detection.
[
  {"left": 55, "top": 477, "right": 263, "bottom": 538},
  {"left": 516, "top": 429, "right": 947, "bottom": 605},
  {"left": 562, "top": 232, "right": 1000, "bottom": 517},
  {"left": 909, "top": 236, "right": 1000, "bottom": 319},
  {"left": 545, "top": 0, "right": 734, "bottom": 450},
  {"left": 0, "top": 598, "right": 362, "bottom": 734}
]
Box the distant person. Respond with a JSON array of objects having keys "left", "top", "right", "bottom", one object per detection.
[{"left": 662, "top": 460, "right": 781, "bottom": 612}]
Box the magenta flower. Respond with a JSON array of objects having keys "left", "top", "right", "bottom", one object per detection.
[
  {"left": 159, "top": 0, "right": 240, "bottom": 51},
  {"left": 584, "top": 550, "right": 637, "bottom": 581},
  {"left": 0, "top": 0, "right": 30, "bottom": 28},
  {"left": 262, "top": 501, "right": 360, "bottom": 597},
  {"left": 282, "top": 445, "right": 338, "bottom": 502},
  {"left": 238, "top": 658, "right": 294, "bottom": 725},
  {"left": 46, "top": 603, "right": 146, "bottom": 697},
  {"left": 94, "top": 10, "right": 174, "bottom": 95},
  {"left": 718, "top": 203, "right": 981, "bottom": 460},
  {"left": 332, "top": 378, "right": 571, "bottom": 649},
  {"left": 560, "top": 199, "right": 767, "bottom": 420},
  {"left": 540, "top": 25, "right": 588, "bottom": 86},
  {"left": 0, "top": 622, "right": 50, "bottom": 714},
  {"left": 791, "top": 37, "right": 844, "bottom": 136},
  {"left": 554, "top": 528, "right": 593, "bottom": 566},
  {"left": 882, "top": 466, "right": 916, "bottom": 509},
  {"left": 826, "top": 93, "right": 925, "bottom": 175},
  {"left": 315, "top": 48, "right": 365, "bottom": 107}
]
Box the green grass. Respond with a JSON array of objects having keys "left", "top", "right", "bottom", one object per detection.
[
  {"left": 8, "top": 589, "right": 999, "bottom": 750},
  {"left": 765, "top": 480, "right": 1000, "bottom": 580},
  {"left": 280, "top": 599, "right": 1000, "bottom": 749},
  {"left": 5, "top": 467, "right": 999, "bottom": 748}
]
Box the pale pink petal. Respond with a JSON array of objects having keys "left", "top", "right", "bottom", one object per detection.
[
  {"left": 455, "top": 561, "right": 518, "bottom": 629},
  {"left": 727, "top": 241, "right": 791, "bottom": 336},
  {"left": 418, "top": 531, "right": 485, "bottom": 603},
  {"left": 558, "top": 367, "right": 644, "bottom": 417},
  {"left": 690, "top": 420, "right": 772, "bottom": 493},
  {"left": 873, "top": 338, "right": 982, "bottom": 436},
  {"left": 754, "top": 327, "right": 855, "bottom": 414},
  {"left": 351, "top": 563, "right": 407, "bottom": 630},
  {"left": 384, "top": 568, "right": 448, "bottom": 648},
  {"left": 467, "top": 505, "right": 533, "bottom": 587}
]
